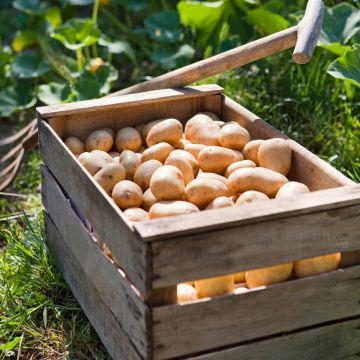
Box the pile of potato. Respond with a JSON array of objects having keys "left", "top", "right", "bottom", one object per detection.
[{"left": 64, "top": 112, "right": 341, "bottom": 303}]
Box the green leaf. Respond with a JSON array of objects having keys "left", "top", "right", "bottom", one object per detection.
[
  {"left": 98, "top": 38, "right": 136, "bottom": 62},
  {"left": 11, "top": 51, "right": 50, "bottom": 79},
  {"left": 319, "top": 3, "right": 360, "bottom": 56},
  {"left": 51, "top": 18, "right": 101, "bottom": 51},
  {"left": 112, "top": 0, "right": 149, "bottom": 12},
  {"left": 65, "top": 0, "right": 93, "bottom": 5},
  {"left": 152, "top": 44, "right": 195, "bottom": 70},
  {"left": 38, "top": 82, "right": 71, "bottom": 105},
  {"left": 247, "top": 8, "right": 289, "bottom": 34},
  {"left": 327, "top": 46, "right": 360, "bottom": 87},
  {"left": 0, "top": 84, "right": 36, "bottom": 117},
  {"left": 0, "top": 336, "right": 22, "bottom": 353},
  {"left": 13, "top": 0, "right": 48, "bottom": 16},
  {"left": 12, "top": 31, "right": 38, "bottom": 52},
  {"left": 144, "top": 10, "right": 182, "bottom": 44},
  {"left": 45, "top": 7, "right": 62, "bottom": 29}
]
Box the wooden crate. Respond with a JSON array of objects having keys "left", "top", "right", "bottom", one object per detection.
[{"left": 37, "top": 85, "right": 360, "bottom": 359}]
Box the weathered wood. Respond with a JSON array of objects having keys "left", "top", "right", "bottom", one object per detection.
[
  {"left": 41, "top": 166, "right": 150, "bottom": 357},
  {"left": 152, "top": 265, "right": 360, "bottom": 359},
  {"left": 38, "top": 120, "right": 150, "bottom": 295},
  {"left": 44, "top": 213, "right": 143, "bottom": 360},
  {"left": 187, "top": 317, "right": 360, "bottom": 360}
]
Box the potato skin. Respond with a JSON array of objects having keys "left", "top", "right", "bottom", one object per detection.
[
  {"left": 194, "top": 275, "right": 234, "bottom": 298},
  {"left": 143, "top": 188, "right": 157, "bottom": 211},
  {"left": 112, "top": 180, "right": 143, "bottom": 210},
  {"left": 185, "top": 178, "right": 229, "bottom": 209},
  {"left": 119, "top": 150, "right": 141, "bottom": 180},
  {"left": 142, "top": 119, "right": 163, "bottom": 140},
  {"left": 197, "top": 172, "right": 228, "bottom": 188},
  {"left": 198, "top": 146, "right": 243, "bottom": 174},
  {"left": 133, "top": 160, "right": 162, "bottom": 191},
  {"left": 205, "top": 196, "right": 234, "bottom": 209},
  {"left": 165, "top": 153, "right": 194, "bottom": 185},
  {"left": 150, "top": 165, "right": 185, "bottom": 201},
  {"left": 236, "top": 190, "right": 269, "bottom": 205},
  {"left": 65, "top": 136, "right": 85, "bottom": 154},
  {"left": 184, "top": 143, "right": 206, "bottom": 159},
  {"left": 86, "top": 129, "right": 114, "bottom": 152},
  {"left": 276, "top": 181, "right": 310, "bottom": 198},
  {"left": 93, "top": 162, "right": 126, "bottom": 193},
  {"left": 242, "top": 139, "right": 264, "bottom": 165},
  {"left": 177, "top": 283, "right": 198, "bottom": 304},
  {"left": 149, "top": 200, "right": 199, "bottom": 219},
  {"left": 228, "top": 167, "right": 288, "bottom": 198},
  {"left": 141, "top": 142, "right": 174, "bottom": 163},
  {"left": 168, "top": 150, "right": 199, "bottom": 176},
  {"left": 219, "top": 123, "right": 251, "bottom": 150},
  {"left": 246, "top": 263, "right": 293, "bottom": 288},
  {"left": 115, "top": 127, "right": 142, "bottom": 152},
  {"left": 123, "top": 208, "right": 148, "bottom": 222},
  {"left": 234, "top": 272, "right": 245, "bottom": 283},
  {"left": 146, "top": 118, "right": 183, "bottom": 147},
  {"left": 258, "top": 138, "right": 292, "bottom": 176},
  {"left": 224, "top": 160, "right": 256, "bottom": 177},
  {"left": 174, "top": 138, "right": 192, "bottom": 150},
  {"left": 185, "top": 112, "right": 221, "bottom": 145},
  {"left": 78, "top": 150, "right": 113, "bottom": 175}
]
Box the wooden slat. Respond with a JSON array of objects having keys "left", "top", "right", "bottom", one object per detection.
[
  {"left": 187, "top": 317, "right": 360, "bottom": 360},
  {"left": 41, "top": 166, "right": 150, "bottom": 357},
  {"left": 37, "top": 85, "right": 223, "bottom": 119},
  {"left": 44, "top": 213, "right": 143, "bottom": 360},
  {"left": 152, "top": 265, "right": 360, "bottom": 359},
  {"left": 38, "top": 120, "right": 150, "bottom": 295}
]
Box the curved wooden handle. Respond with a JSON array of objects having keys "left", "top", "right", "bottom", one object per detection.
[{"left": 293, "top": 0, "right": 324, "bottom": 64}]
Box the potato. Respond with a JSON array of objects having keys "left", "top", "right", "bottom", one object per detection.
[
  {"left": 103, "top": 128, "right": 115, "bottom": 137},
  {"left": 197, "top": 172, "right": 229, "bottom": 188},
  {"left": 198, "top": 146, "right": 243, "bottom": 174},
  {"left": 143, "top": 188, "right": 157, "bottom": 211},
  {"left": 206, "top": 196, "right": 234, "bottom": 209},
  {"left": 134, "top": 123, "right": 145, "bottom": 141},
  {"left": 165, "top": 153, "right": 194, "bottom": 185},
  {"left": 184, "top": 143, "right": 206, "bottom": 159},
  {"left": 119, "top": 150, "right": 141, "bottom": 180},
  {"left": 150, "top": 165, "right": 185, "bottom": 201},
  {"left": 234, "top": 272, "right": 245, "bottom": 283},
  {"left": 123, "top": 208, "right": 148, "bottom": 222},
  {"left": 258, "top": 138, "right": 292, "bottom": 176},
  {"left": 133, "top": 160, "right": 162, "bottom": 191},
  {"left": 146, "top": 118, "right": 183, "bottom": 147},
  {"left": 78, "top": 150, "right": 113, "bottom": 175},
  {"left": 276, "top": 181, "right": 310, "bottom": 198},
  {"left": 236, "top": 190, "right": 269, "bottom": 205},
  {"left": 149, "top": 200, "right": 200, "bottom": 219},
  {"left": 115, "top": 127, "right": 142, "bottom": 152},
  {"left": 94, "top": 162, "right": 126, "bottom": 193},
  {"left": 173, "top": 138, "right": 192, "bottom": 150},
  {"left": 185, "top": 178, "right": 229, "bottom": 209},
  {"left": 294, "top": 253, "right": 341, "bottom": 279},
  {"left": 219, "top": 123, "right": 251, "bottom": 150},
  {"left": 233, "top": 286, "right": 249, "bottom": 295},
  {"left": 168, "top": 150, "right": 199, "bottom": 176},
  {"left": 184, "top": 112, "right": 221, "bottom": 145},
  {"left": 141, "top": 142, "right": 174, "bottom": 163},
  {"left": 242, "top": 139, "right": 264, "bottom": 165},
  {"left": 142, "top": 119, "right": 163, "bottom": 140},
  {"left": 112, "top": 180, "right": 143, "bottom": 210},
  {"left": 228, "top": 167, "right": 288, "bottom": 198},
  {"left": 214, "top": 120, "right": 226, "bottom": 128},
  {"left": 224, "top": 160, "right": 256, "bottom": 177},
  {"left": 177, "top": 283, "right": 198, "bottom": 304},
  {"left": 65, "top": 136, "right": 85, "bottom": 154},
  {"left": 86, "top": 128, "right": 114, "bottom": 152},
  {"left": 194, "top": 275, "right": 234, "bottom": 298},
  {"left": 109, "top": 151, "right": 121, "bottom": 158},
  {"left": 246, "top": 263, "right": 293, "bottom": 288}
]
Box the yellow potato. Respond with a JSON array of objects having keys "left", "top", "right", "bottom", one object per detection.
[
  {"left": 112, "top": 180, "right": 143, "bottom": 210},
  {"left": 149, "top": 200, "right": 200, "bottom": 219},
  {"left": 185, "top": 178, "right": 229, "bottom": 209},
  {"left": 146, "top": 118, "right": 183, "bottom": 146},
  {"left": 198, "top": 146, "right": 243, "bottom": 174},
  {"left": 236, "top": 190, "right": 269, "bottom": 205},
  {"left": 115, "top": 127, "right": 142, "bottom": 152},
  {"left": 103, "top": 128, "right": 115, "bottom": 137},
  {"left": 119, "top": 150, "right": 141, "bottom": 180},
  {"left": 234, "top": 272, "right": 245, "bottom": 283},
  {"left": 133, "top": 160, "right": 162, "bottom": 191},
  {"left": 197, "top": 172, "right": 229, "bottom": 188},
  {"left": 276, "top": 181, "right": 310, "bottom": 198},
  {"left": 184, "top": 112, "right": 221, "bottom": 145},
  {"left": 78, "top": 150, "right": 113, "bottom": 175},
  {"left": 219, "top": 123, "right": 251, "bottom": 150},
  {"left": 177, "top": 283, "right": 198, "bottom": 304},
  {"left": 141, "top": 142, "right": 174, "bottom": 163},
  {"left": 294, "top": 253, "right": 341, "bottom": 279},
  {"left": 224, "top": 160, "right": 256, "bottom": 178},
  {"left": 142, "top": 188, "right": 157, "bottom": 211},
  {"left": 206, "top": 196, "right": 234, "bottom": 209},
  {"left": 123, "top": 208, "right": 148, "bottom": 222},
  {"left": 195, "top": 275, "right": 234, "bottom": 298},
  {"left": 246, "top": 263, "right": 293, "bottom": 288},
  {"left": 86, "top": 128, "right": 114, "bottom": 152},
  {"left": 173, "top": 138, "right": 192, "bottom": 150},
  {"left": 93, "top": 162, "right": 126, "bottom": 193},
  {"left": 242, "top": 139, "right": 264, "bottom": 165},
  {"left": 150, "top": 165, "right": 185, "bottom": 201},
  {"left": 165, "top": 153, "right": 194, "bottom": 185},
  {"left": 258, "top": 138, "right": 292, "bottom": 176},
  {"left": 168, "top": 149, "right": 199, "bottom": 176},
  {"left": 184, "top": 143, "right": 206, "bottom": 159},
  {"left": 65, "top": 136, "right": 85, "bottom": 154},
  {"left": 228, "top": 167, "right": 288, "bottom": 198},
  {"left": 142, "top": 119, "right": 163, "bottom": 140},
  {"left": 134, "top": 123, "right": 145, "bottom": 141}
]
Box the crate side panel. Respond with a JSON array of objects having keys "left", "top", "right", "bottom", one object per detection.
[
  {"left": 152, "top": 265, "right": 360, "bottom": 359},
  {"left": 42, "top": 166, "right": 150, "bottom": 357}
]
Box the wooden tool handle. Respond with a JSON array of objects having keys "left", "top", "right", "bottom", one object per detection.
[{"left": 293, "top": 0, "right": 324, "bottom": 64}]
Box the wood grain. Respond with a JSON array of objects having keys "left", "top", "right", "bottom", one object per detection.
[{"left": 152, "top": 265, "right": 360, "bottom": 359}]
